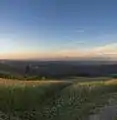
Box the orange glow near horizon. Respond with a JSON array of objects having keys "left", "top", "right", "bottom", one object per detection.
[{"left": 0, "top": 42, "right": 117, "bottom": 60}]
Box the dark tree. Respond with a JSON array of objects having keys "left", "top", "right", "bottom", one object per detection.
[{"left": 25, "top": 65, "right": 31, "bottom": 75}]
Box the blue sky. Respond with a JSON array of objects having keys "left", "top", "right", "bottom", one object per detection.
[{"left": 0, "top": 0, "right": 117, "bottom": 59}]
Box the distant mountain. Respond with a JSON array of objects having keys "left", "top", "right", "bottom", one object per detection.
[{"left": 0, "top": 59, "right": 117, "bottom": 78}]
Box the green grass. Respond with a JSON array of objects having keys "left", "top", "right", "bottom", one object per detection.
[
  {"left": 0, "top": 80, "right": 70, "bottom": 119},
  {"left": 0, "top": 78, "right": 117, "bottom": 120},
  {"left": 39, "top": 79, "right": 117, "bottom": 120}
]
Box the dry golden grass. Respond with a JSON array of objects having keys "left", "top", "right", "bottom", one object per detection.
[
  {"left": 105, "top": 79, "right": 117, "bottom": 85},
  {"left": 0, "top": 78, "right": 72, "bottom": 87}
]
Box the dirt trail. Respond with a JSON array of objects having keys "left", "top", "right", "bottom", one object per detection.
[{"left": 89, "top": 105, "right": 117, "bottom": 120}]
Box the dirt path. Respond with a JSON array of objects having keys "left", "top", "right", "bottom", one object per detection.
[{"left": 89, "top": 105, "right": 117, "bottom": 120}]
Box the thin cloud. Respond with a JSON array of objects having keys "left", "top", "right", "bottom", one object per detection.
[
  {"left": 75, "top": 29, "right": 85, "bottom": 33},
  {"left": 92, "top": 43, "right": 117, "bottom": 54},
  {"left": 55, "top": 43, "right": 117, "bottom": 59},
  {"left": 60, "top": 40, "right": 86, "bottom": 48}
]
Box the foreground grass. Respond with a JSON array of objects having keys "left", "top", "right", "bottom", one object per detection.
[
  {"left": 0, "top": 79, "right": 71, "bottom": 119},
  {"left": 0, "top": 78, "right": 117, "bottom": 120}
]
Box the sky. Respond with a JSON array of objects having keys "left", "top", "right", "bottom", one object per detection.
[{"left": 0, "top": 0, "right": 117, "bottom": 60}]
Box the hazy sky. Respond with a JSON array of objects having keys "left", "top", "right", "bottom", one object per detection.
[{"left": 0, "top": 0, "right": 117, "bottom": 60}]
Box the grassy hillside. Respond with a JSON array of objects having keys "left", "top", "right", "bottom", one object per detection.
[
  {"left": 0, "top": 78, "right": 117, "bottom": 120},
  {"left": 39, "top": 79, "right": 117, "bottom": 120},
  {"left": 0, "top": 79, "right": 71, "bottom": 119}
]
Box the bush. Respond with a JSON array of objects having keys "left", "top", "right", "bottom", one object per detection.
[
  {"left": 110, "top": 74, "right": 117, "bottom": 78},
  {"left": 0, "top": 72, "right": 23, "bottom": 80}
]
